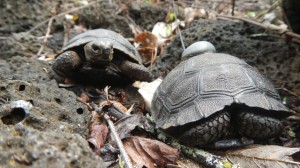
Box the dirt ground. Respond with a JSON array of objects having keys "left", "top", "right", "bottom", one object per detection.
[{"left": 0, "top": 0, "right": 299, "bottom": 167}]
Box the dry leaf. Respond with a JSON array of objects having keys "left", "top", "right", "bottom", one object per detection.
[
  {"left": 104, "top": 86, "right": 111, "bottom": 101},
  {"left": 151, "top": 19, "right": 184, "bottom": 46},
  {"left": 133, "top": 78, "right": 163, "bottom": 111},
  {"left": 87, "top": 111, "right": 109, "bottom": 155},
  {"left": 123, "top": 136, "right": 180, "bottom": 168},
  {"left": 38, "top": 53, "right": 56, "bottom": 61},
  {"left": 184, "top": 7, "right": 208, "bottom": 26},
  {"left": 114, "top": 114, "right": 155, "bottom": 140},
  {"left": 223, "top": 145, "right": 300, "bottom": 167},
  {"left": 134, "top": 32, "right": 158, "bottom": 66},
  {"left": 79, "top": 92, "right": 90, "bottom": 103},
  {"left": 99, "top": 100, "right": 128, "bottom": 114}
]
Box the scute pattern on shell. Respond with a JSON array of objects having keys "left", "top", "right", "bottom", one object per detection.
[
  {"left": 152, "top": 53, "right": 289, "bottom": 129},
  {"left": 61, "top": 29, "right": 142, "bottom": 64}
]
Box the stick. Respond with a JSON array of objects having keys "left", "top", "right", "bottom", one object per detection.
[
  {"left": 156, "top": 130, "right": 236, "bottom": 168},
  {"left": 231, "top": 0, "right": 235, "bottom": 16},
  {"left": 104, "top": 114, "right": 133, "bottom": 168},
  {"left": 171, "top": 0, "right": 185, "bottom": 50},
  {"left": 35, "top": 17, "right": 54, "bottom": 58},
  {"left": 277, "top": 88, "right": 300, "bottom": 98},
  {"left": 216, "top": 14, "right": 300, "bottom": 40},
  {"left": 255, "top": 0, "right": 281, "bottom": 20},
  {"left": 28, "top": 1, "right": 97, "bottom": 34}
]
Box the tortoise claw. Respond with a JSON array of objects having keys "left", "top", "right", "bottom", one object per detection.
[{"left": 52, "top": 51, "right": 81, "bottom": 78}]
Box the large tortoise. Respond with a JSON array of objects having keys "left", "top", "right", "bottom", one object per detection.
[
  {"left": 151, "top": 41, "right": 292, "bottom": 147},
  {"left": 52, "top": 29, "right": 152, "bottom": 84}
]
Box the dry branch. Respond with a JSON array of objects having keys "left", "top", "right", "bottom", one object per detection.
[
  {"left": 32, "top": 1, "right": 99, "bottom": 58},
  {"left": 35, "top": 17, "right": 54, "bottom": 58},
  {"left": 217, "top": 14, "right": 300, "bottom": 40}
]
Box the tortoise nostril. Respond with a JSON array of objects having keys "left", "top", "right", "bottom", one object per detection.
[{"left": 104, "top": 48, "right": 111, "bottom": 55}]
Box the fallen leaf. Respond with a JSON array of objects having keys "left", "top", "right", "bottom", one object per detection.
[
  {"left": 133, "top": 78, "right": 163, "bottom": 111},
  {"left": 116, "top": 90, "right": 126, "bottom": 103},
  {"left": 134, "top": 32, "right": 158, "bottom": 66},
  {"left": 184, "top": 7, "right": 208, "bottom": 27},
  {"left": 223, "top": 145, "right": 300, "bottom": 167},
  {"left": 123, "top": 136, "right": 180, "bottom": 168},
  {"left": 79, "top": 92, "right": 90, "bottom": 103},
  {"left": 114, "top": 114, "right": 155, "bottom": 140},
  {"left": 87, "top": 111, "right": 109, "bottom": 155},
  {"left": 99, "top": 100, "right": 128, "bottom": 114},
  {"left": 104, "top": 86, "right": 111, "bottom": 101},
  {"left": 151, "top": 19, "right": 184, "bottom": 46},
  {"left": 38, "top": 53, "right": 56, "bottom": 61}
]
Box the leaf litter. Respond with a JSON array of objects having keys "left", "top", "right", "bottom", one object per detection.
[{"left": 35, "top": 0, "right": 300, "bottom": 167}]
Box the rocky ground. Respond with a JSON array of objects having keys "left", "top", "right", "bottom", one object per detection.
[{"left": 0, "top": 0, "right": 299, "bottom": 168}]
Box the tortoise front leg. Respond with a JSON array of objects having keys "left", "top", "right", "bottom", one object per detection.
[
  {"left": 52, "top": 51, "right": 82, "bottom": 78},
  {"left": 117, "top": 60, "right": 153, "bottom": 82}
]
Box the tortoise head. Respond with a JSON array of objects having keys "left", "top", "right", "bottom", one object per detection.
[
  {"left": 84, "top": 40, "right": 114, "bottom": 64},
  {"left": 181, "top": 41, "right": 216, "bottom": 61}
]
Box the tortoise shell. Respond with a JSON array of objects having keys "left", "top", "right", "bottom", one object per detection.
[
  {"left": 151, "top": 53, "right": 289, "bottom": 129},
  {"left": 60, "top": 29, "right": 142, "bottom": 64}
]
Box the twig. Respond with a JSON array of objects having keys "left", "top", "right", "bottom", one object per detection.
[
  {"left": 63, "top": 20, "right": 72, "bottom": 47},
  {"left": 28, "top": 1, "right": 97, "bottom": 34},
  {"left": 255, "top": 0, "right": 281, "bottom": 20},
  {"left": 216, "top": 14, "right": 300, "bottom": 40},
  {"left": 35, "top": 17, "right": 54, "bottom": 58},
  {"left": 104, "top": 114, "right": 133, "bottom": 168},
  {"left": 42, "top": 68, "right": 49, "bottom": 73},
  {"left": 12, "top": 154, "right": 32, "bottom": 165},
  {"left": 58, "top": 83, "right": 76, "bottom": 88},
  {"left": 231, "top": 0, "right": 235, "bottom": 16},
  {"left": 34, "top": 1, "right": 100, "bottom": 58},
  {"left": 76, "top": 97, "right": 94, "bottom": 111},
  {"left": 277, "top": 88, "right": 300, "bottom": 98},
  {"left": 171, "top": 0, "right": 185, "bottom": 50},
  {"left": 156, "top": 129, "right": 237, "bottom": 168}
]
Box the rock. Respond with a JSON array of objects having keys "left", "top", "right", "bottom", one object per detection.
[
  {"left": 0, "top": 56, "right": 90, "bottom": 136},
  {"left": 0, "top": 55, "right": 105, "bottom": 166},
  {"left": 152, "top": 19, "right": 300, "bottom": 94},
  {"left": 0, "top": 124, "right": 104, "bottom": 167}
]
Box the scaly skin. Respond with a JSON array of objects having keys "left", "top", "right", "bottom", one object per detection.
[
  {"left": 169, "top": 109, "right": 282, "bottom": 147},
  {"left": 176, "top": 111, "right": 231, "bottom": 147},
  {"left": 115, "top": 59, "right": 153, "bottom": 82},
  {"left": 236, "top": 111, "right": 283, "bottom": 140},
  {"left": 52, "top": 51, "right": 82, "bottom": 78}
]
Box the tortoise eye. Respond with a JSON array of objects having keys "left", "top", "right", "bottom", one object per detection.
[{"left": 91, "top": 44, "right": 100, "bottom": 53}]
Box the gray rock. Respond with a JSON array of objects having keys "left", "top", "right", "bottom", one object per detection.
[
  {"left": 0, "top": 56, "right": 105, "bottom": 166},
  {"left": 152, "top": 19, "right": 300, "bottom": 94},
  {"left": 0, "top": 124, "right": 104, "bottom": 168}
]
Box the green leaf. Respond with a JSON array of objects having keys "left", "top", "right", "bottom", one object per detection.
[
  {"left": 169, "top": 12, "right": 175, "bottom": 21},
  {"left": 246, "top": 11, "right": 256, "bottom": 17}
]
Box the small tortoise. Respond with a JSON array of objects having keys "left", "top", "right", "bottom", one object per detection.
[
  {"left": 151, "top": 41, "right": 292, "bottom": 147},
  {"left": 52, "top": 29, "right": 152, "bottom": 84}
]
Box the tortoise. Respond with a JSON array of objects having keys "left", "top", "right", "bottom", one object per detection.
[
  {"left": 52, "top": 29, "right": 153, "bottom": 84},
  {"left": 151, "top": 41, "right": 292, "bottom": 147}
]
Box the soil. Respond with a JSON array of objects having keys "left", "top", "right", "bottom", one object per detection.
[{"left": 0, "top": 0, "right": 299, "bottom": 167}]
